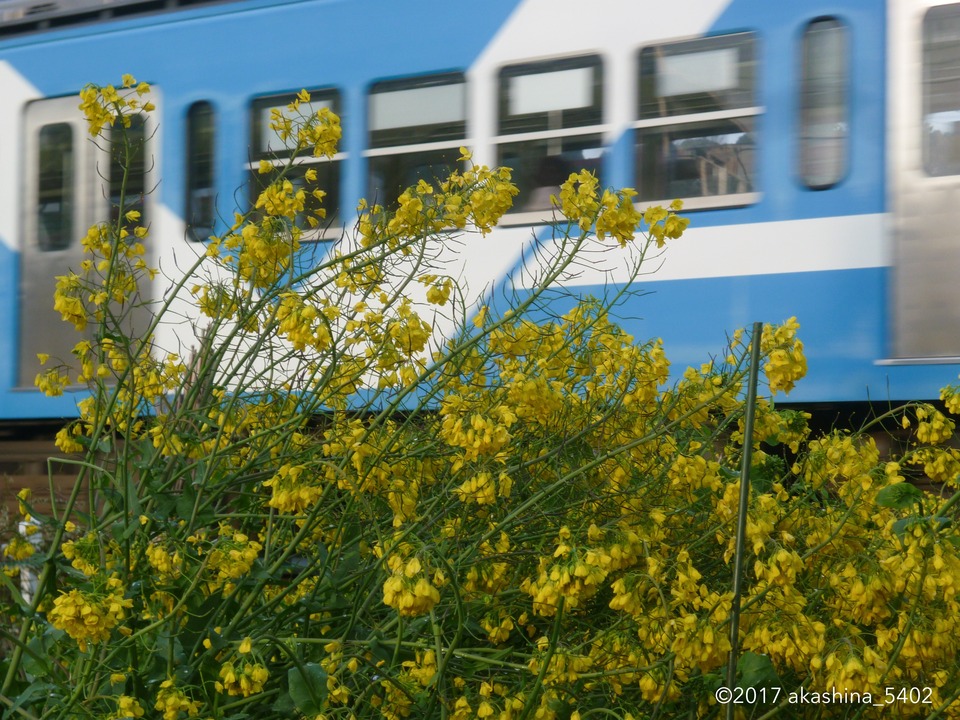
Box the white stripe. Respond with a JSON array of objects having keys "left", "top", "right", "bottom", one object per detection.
[
  {"left": 0, "top": 61, "right": 40, "bottom": 251},
  {"left": 554, "top": 213, "right": 889, "bottom": 286}
]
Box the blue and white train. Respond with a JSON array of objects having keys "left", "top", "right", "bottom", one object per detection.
[{"left": 0, "top": 0, "right": 957, "bottom": 421}]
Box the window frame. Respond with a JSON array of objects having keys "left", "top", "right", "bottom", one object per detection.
[
  {"left": 185, "top": 100, "right": 216, "bottom": 242},
  {"left": 364, "top": 71, "right": 468, "bottom": 208},
  {"left": 798, "top": 17, "right": 850, "bottom": 189},
  {"left": 108, "top": 113, "right": 148, "bottom": 228},
  {"left": 247, "top": 87, "right": 344, "bottom": 240},
  {"left": 634, "top": 31, "right": 761, "bottom": 210},
  {"left": 494, "top": 54, "right": 606, "bottom": 225},
  {"left": 36, "top": 122, "right": 75, "bottom": 252},
  {"left": 922, "top": 3, "right": 960, "bottom": 177}
]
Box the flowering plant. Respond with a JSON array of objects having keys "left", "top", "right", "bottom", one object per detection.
[{"left": 4, "top": 77, "right": 960, "bottom": 720}]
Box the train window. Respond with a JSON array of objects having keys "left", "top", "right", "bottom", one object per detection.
[
  {"left": 367, "top": 73, "right": 466, "bottom": 207},
  {"left": 36, "top": 123, "right": 74, "bottom": 252},
  {"left": 923, "top": 4, "right": 960, "bottom": 176},
  {"left": 635, "top": 33, "right": 759, "bottom": 207},
  {"left": 249, "top": 88, "right": 342, "bottom": 234},
  {"left": 109, "top": 114, "right": 147, "bottom": 226},
  {"left": 496, "top": 56, "right": 605, "bottom": 217},
  {"left": 186, "top": 102, "right": 216, "bottom": 242},
  {"left": 799, "top": 19, "right": 848, "bottom": 188}
]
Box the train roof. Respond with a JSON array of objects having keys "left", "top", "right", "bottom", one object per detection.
[{"left": 0, "top": 0, "right": 235, "bottom": 36}]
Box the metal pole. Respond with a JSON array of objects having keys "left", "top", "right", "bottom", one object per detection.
[{"left": 725, "top": 321, "right": 763, "bottom": 720}]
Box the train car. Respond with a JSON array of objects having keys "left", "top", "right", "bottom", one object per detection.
[{"left": 0, "top": 0, "right": 958, "bottom": 422}]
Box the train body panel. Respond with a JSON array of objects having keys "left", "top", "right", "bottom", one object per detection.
[{"left": 1, "top": 0, "right": 959, "bottom": 419}]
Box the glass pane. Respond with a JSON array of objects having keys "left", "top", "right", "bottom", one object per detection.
[
  {"left": 369, "top": 75, "right": 465, "bottom": 147},
  {"left": 251, "top": 90, "right": 339, "bottom": 159},
  {"left": 924, "top": 4, "right": 960, "bottom": 176},
  {"left": 499, "top": 57, "right": 602, "bottom": 135},
  {"left": 186, "top": 102, "right": 216, "bottom": 241},
  {"left": 510, "top": 67, "right": 593, "bottom": 115},
  {"left": 110, "top": 114, "right": 146, "bottom": 226},
  {"left": 639, "top": 33, "right": 756, "bottom": 119},
  {"left": 800, "top": 19, "right": 848, "bottom": 188},
  {"left": 37, "top": 123, "right": 73, "bottom": 252},
  {"left": 497, "top": 134, "right": 605, "bottom": 213},
  {"left": 250, "top": 162, "right": 340, "bottom": 231},
  {"left": 635, "top": 118, "right": 756, "bottom": 200},
  {"left": 368, "top": 148, "right": 463, "bottom": 207}
]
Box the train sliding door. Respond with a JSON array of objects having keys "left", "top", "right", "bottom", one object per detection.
[
  {"left": 891, "top": 0, "right": 960, "bottom": 359},
  {"left": 17, "top": 95, "right": 156, "bottom": 388}
]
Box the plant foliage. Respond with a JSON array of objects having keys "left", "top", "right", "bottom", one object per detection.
[{"left": 4, "top": 77, "right": 960, "bottom": 720}]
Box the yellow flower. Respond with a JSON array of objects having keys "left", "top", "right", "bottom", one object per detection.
[
  {"left": 382, "top": 555, "right": 441, "bottom": 617},
  {"left": 558, "top": 170, "right": 600, "bottom": 230},
  {"left": 47, "top": 583, "right": 133, "bottom": 652},
  {"left": 155, "top": 678, "right": 202, "bottom": 720},
  {"left": 216, "top": 660, "right": 269, "bottom": 697},
  {"left": 112, "top": 696, "right": 145, "bottom": 720},
  {"left": 759, "top": 317, "right": 807, "bottom": 394},
  {"left": 55, "top": 425, "right": 85, "bottom": 453}
]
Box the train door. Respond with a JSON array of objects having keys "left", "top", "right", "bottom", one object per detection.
[
  {"left": 891, "top": 0, "right": 960, "bottom": 359},
  {"left": 18, "top": 95, "right": 156, "bottom": 388}
]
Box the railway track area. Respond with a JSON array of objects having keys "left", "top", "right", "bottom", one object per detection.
[{"left": 0, "top": 422, "right": 83, "bottom": 525}]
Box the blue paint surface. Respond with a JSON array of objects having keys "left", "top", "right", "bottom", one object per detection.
[
  {"left": 509, "top": 266, "right": 959, "bottom": 404},
  {"left": 0, "top": 239, "right": 85, "bottom": 418}
]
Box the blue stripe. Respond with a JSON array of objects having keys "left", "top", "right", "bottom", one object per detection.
[
  {"left": 0, "top": 239, "right": 86, "bottom": 418},
  {"left": 528, "top": 267, "right": 960, "bottom": 404}
]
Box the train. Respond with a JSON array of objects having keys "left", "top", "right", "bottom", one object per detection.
[{"left": 0, "top": 0, "right": 958, "bottom": 422}]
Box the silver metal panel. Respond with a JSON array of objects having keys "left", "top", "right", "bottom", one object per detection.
[
  {"left": 17, "top": 95, "right": 157, "bottom": 388},
  {"left": 19, "top": 97, "right": 93, "bottom": 389},
  {"left": 891, "top": 0, "right": 960, "bottom": 358}
]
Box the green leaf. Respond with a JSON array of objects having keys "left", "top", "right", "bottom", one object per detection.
[
  {"left": 750, "top": 455, "right": 786, "bottom": 495},
  {"left": 287, "top": 662, "right": 328, "bottom": 715},
  {"left": 176, "top": 484, "right": 198, "bottom": 520},
  {"left": 4, "top": 680, "right": 58, "bottom": 718},
  {"left": 0, "top": 569, "right": 25, "bottom": 608},
  {"left": 875, "top": 483, "right": 923, "bottom": 510},
  {"left": 737, "top": 652, "right": 781, "bottom": 690},
  {"left": 892, "top": 514, "right": 951, "bottom": 538}
]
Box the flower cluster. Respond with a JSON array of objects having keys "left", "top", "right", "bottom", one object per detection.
[
  {"left": 154, "top": 679, "right": 202, "bottom": 720},
  {"left": 381, "top": 553, "right": 443, "bottom": 617},
  {"left": 78, "top": 73, "right": 153, "bottom": 137},
  {"left": 215, "top": 660, "right": 269, "bottom": 697},
  {"left": 759, "top": 315, "right": 808, "bottom": 394},
  {"left": 47, "top": 578, "right": 132, "bottom": 652}
]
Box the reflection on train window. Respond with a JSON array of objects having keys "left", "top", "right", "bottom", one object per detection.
[
  {"left": 37, "top": 123, "right": 74, "bottom": 252},
  {"left": 923, "top": 4, "right": 960, "bottom": 176},
  {"left": 800, "top": 18, "right": 848, "bottom": 188},
  {"left": 637, "top": 119, "right": 756, "bottom": 199},
  {"left": 249, "top": 88, "right": 341, "bottom": 233},
  {"left": 109, "top": 114, "right": 147, "bottom": 226},
  {"left": 636, "top": 33, "right": 759, "bottom": 206},
  {"left": 367, "top": 73, "right": 466, "bottom": 207},
  {"left": 186, "top": 102, "right": 215, "bottom": 241},
  {"left": 496, "top": 56, "right": 604, "bottom": 214}
]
